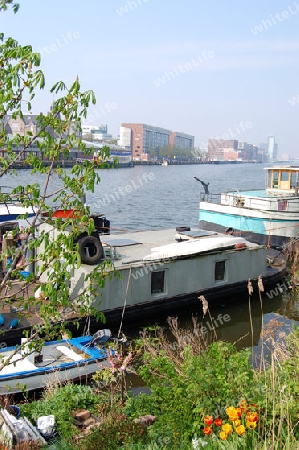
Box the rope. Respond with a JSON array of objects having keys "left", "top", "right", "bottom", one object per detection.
[
  {"left": 83, "top": 316, "right": 91, "bottom": 336},
  {"left": 267, "top": 219, "right": 272, "bottom": 248},
  {"left": 117, "top": 266, "right": 131, "bottom": 339}
]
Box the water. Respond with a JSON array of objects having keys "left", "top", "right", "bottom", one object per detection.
[
  {"left": 86, "top": 162, "right": 267, "bottom": 232},
  {"left": 2, "top": 163, "right": 299, "bottom": 347}
]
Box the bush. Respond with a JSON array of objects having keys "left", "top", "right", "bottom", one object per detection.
[{"left": 21, "top": 383, "right": 98, "bottom": 441}]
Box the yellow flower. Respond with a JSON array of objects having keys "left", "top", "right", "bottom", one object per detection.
[
  {"left": 246, "top": 421, "right": 257, "bottom": 429},
  {"left": 226, "top": 406, "right": 239, "bottom": 422},
  {"left": 228, "top": 412, "right": 239, "bottom": 421},
  {"left": 233, "top": 419, "right": 241, "bottom": 427},
  {"left": 236, "top": 424, "right": 246, "bottom": 435},
  {"left": 222, "top": 423, "right": 233, "bottom": 435},
  {"left": 226, "top": 407, "right": 236, "bottom": 416},
  {"left": 219, "top": 431, "right": 228, "bottom": 440}
]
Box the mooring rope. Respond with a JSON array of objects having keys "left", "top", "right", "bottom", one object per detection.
[{"left": 117, "top": 266, "right": 132, "bottom": 339}]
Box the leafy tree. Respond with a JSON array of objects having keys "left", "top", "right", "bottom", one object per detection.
[{"left": 0, "top": 2, "right": 114, "bottom": 357}]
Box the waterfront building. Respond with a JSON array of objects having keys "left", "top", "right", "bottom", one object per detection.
[
  {"left": 2, "top": 114, "right": 39, "bottom": 137},
  {"left": 1, "top": 111, "right": 81, "bottom": 139},
  {"left": 81, "top": 124, "right": 112, "bottom": 141},
  {"left": 120, "top": 123, "right": 194, "bottom": 160},
  {"left": 208, "top": 139, "right": 238, "bottom": 161},
  {"left": 208, "top": 137, "right": 275, "bottom": 162},
  {"left": 259, "top": 136, "right": 278, "bottom": 162},
  {"left": 169, "top": 131, "right": 195, "bottom": 150},
  {"left": 238, "top": 141, "right": 259, "bottom": 162}
]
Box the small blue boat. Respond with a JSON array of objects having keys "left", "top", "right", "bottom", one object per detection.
[{"left": 0, "top": 329, "right": 112, "bottom": 395}]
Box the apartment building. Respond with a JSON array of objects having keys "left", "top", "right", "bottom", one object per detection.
[{"left": 120, "top": 123, "right": 194, "bottom": 160}]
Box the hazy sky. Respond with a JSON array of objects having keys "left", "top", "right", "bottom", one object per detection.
[{"left": 1, "top": 0, "right": 299, "bottom": 156}]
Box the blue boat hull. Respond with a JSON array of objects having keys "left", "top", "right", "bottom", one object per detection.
[{"left": 199, "top": 210, "right": 295, "bottom": 248}]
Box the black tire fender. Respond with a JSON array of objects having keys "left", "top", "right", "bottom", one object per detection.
[{"left": 77, "top": 235, "right": 103, "bottom": 265}]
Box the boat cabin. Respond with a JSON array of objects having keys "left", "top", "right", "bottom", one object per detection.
[{"left": 266, "top": 166, "right": 299, "bottom": 195}]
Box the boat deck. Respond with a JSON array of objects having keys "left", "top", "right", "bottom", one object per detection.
[
  {"left": 99, "top": 228, "right": 259, "bottom": 268},
  {"left": 225, "top": 189, "right": 297, "bottom": 198},
  {"left": 0, "top": 342, "right": 88, "bottom": 376}
]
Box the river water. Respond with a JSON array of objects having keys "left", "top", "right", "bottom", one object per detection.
[{"left": 2, "top": 163, "right": 299, "bottom": 350}]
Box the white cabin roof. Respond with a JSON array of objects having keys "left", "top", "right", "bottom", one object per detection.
[
  {"left": 99, "top": 228, "right": 259, "bottom": 267},
  {"left": 264, "top": 166, "right": 299, "bottom": 171}
]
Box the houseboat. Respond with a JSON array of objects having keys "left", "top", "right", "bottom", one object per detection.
[
  {"left": 199, "top": 166, "right": 299, "bottom": 248},
  {"left": 59, "top": 226, "right": 284, "bottom": 319}
]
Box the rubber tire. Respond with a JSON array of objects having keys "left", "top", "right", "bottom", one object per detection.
[{"left": 77, "top": 235, "right": 103, "bottom": 265}]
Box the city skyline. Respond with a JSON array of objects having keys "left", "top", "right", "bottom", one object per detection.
[{"left": 1, "top": 1, "right": 298, "bottom": 156}]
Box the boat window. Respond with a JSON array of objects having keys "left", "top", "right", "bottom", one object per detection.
[
  {"left": 151, "top": 271, "right": 165, "bottom": 294},
  {"left": 273, "top": 171, "right": 278, "bottom": 188},
  {"left": 291, "top": 172, "right": 297, "bottom": 189},
  {"left": 267, "top": 171, "right": 273, "bottom": 188},
  {"left": 281, "top": 171, "right": 289, "bottom": 182},
  {"left": 215, "top": 260, "right": 226, "bottom": 281}
]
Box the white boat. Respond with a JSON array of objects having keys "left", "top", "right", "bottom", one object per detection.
[
  {"left": 0, "top": 204, "right": 35, "bottom": 223},
  {"left": 0, "top": 329, "right": 112, "bottom": 395},
  {"left": 1, "top": 210, "right": 286, "bottom": 347},
  {"left": 161, "top": 160, "right": 168, "bottom": 166},
  {"left": 52, "top": 226, "right": 284, "bottom": 320},
  {"left": 0, "top": 187, "right": 36, "bottom": 223},
  {"left": 199, "top": 166, "right": 299, "bottom": 248}
]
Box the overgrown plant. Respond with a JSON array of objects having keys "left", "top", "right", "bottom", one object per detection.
[
  {"left": 21, "top": 383, "right": 98, "bottom": 442},
  {"left": 124, "top": 317, "right": 299, "bottom": 449},
  {"left": 283, "top": 238, "right": 299, "bottom": 285}
]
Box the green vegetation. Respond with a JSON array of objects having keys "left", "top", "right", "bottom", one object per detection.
[
  {"left": 7, "top": 318, "right": 298, "bottom": 449},
  {"left": 147, "top": 146, "right": 207, "bottom": 161}
]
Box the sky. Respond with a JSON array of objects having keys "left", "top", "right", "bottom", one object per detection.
[{"left": 1, "top": 0, "right": 299, "bottom": 156}]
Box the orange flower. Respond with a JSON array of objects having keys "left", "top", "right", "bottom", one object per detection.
[
  {"left": 204, "top": 415, "right": 213, "bottom": 426},
  {"left": 219, "top": 431, "right": 228, "bottom": 440},
  {"left": 236, "top": 407, "right": 242, "bottom": 417},
  {"left": 236, "top": 424, "right": 246, "bottom": 436},
  {"left": 203, "top": 426, "right": 213, "bottom": 435},
  {"left": 246, "top": 411, "right": 258, "bottom": 422},
  {"left": 214, "top": 417, "right": 222, "bottom": 427},
  {"left": 222, "top": 423, "right": 233, "bottom": 435},
  {"left": 246, "top": 421, "right": 257, "bottom": 429}
]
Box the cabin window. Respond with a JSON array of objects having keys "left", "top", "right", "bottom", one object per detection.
[
  {"left": 215, "top": 260, "right": 226, "bottom": 281},
  {"left": 273, "top": 171, "right": 278, "bottom": 188},
  {"left": 281, "top": 171, "right": 289, "bottom": 182},
  {"left": 151, "top": 271, "right": 165, "bottom": 294},
  {"left": 291, "top": 172, "right": 297, "bottom": 189}
]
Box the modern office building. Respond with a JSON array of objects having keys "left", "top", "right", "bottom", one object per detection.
[
  {"left": 169, "top": 131, "right": 195, "bottom": 150},
  {"left": 120, "top": 123, "right": 194, "bottom": 160},
  {"left": 259, "top": 136, "right": 278, "bottom": 162},
  {"left": 238, "top": 141, "right": 259, "bottom": 162}
]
